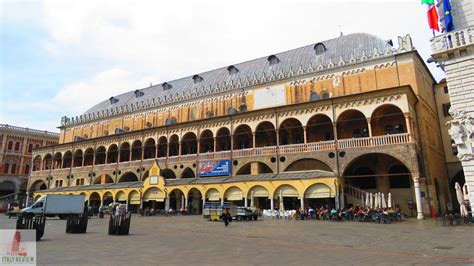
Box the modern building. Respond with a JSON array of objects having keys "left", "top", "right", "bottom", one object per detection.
[
  {"left": 431, "top": 0, "right": 474, "bottom": 211},
  {"left": 28, "top": 33, "right": 450, "bottom": 218},
  {"left": 0, "top": 124, "right": 59, "bottom": 206}
]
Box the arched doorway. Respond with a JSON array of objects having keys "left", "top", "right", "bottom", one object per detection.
[
  {"left": 181, "top": 132, "right": 197, "bottom": 155},
  {"left": 216, "top": 128, "right": 231, "bottom": 152},
  {"left": 188, "top": 188, "right": 203, "bottom": 214},
  {"left": 73, "top": 150, "right": 83, "bottom": 167},
  {"left": 128, "top": 190, "right": 141, "bottom": 213},
  {"left": 169, "top": 189, "right": 185, "bottom": 211},
  {"left": 42, "top": 154, "right": 52, "bottom": 170},
  {"left": 131, "top": 140, "right": 142, "bottom": 161},
  {"left": 157, "top": 137, "right": 167, "bottom": 158},
  {"left": 143, "top": 187, "right": 165, "bottom": 210},
  {"left": 103, "top": 192, "right": 114, "bottom": 206},
  {"left": 205, "top": 188, "right": 220, "bottom": 203},
  {"left": 33, "top": 155, "right": 42, "bottom": 171},
  {"left": 29, "top": 180, "right": 47, "bottom": 193},
  {"left": 274, "top": 185, "right": 300, "bottom": 210},
  {"left": 343, "top": 153, "right": 413, "bottom": 214},
  {"left": 0, "top": 181, "right": 15, "bottom": 197},
  {"left": 306, "top": 114, "right": 334, "bottom": 142},
  {"left": 255, "top": 122, "right": 276, "bottom": 147},
  {"left": 279, "top": 118, "right": 304, "bottom": 145},
  {"left": 233, "top": 125, "right": 253, "bottom": 149},
  {"left": 107, "top": 144, "right": 118, "bottom": 164},
  {"left": 83, "top": 148, "right": 94, "bottom": 166},
  {"left": 62, "top": 152, "right": 72, "bottom": 168},
  {"left": 53, "top": 152, "right": 62, "bottom": 169},
  {"left": 371, "top": 104, "right": 407, "bottom": 136},
  {"left": 224, "top": 186, "right": 244, "bottom": 206},
  {"left": 248, "top": 186, "right": 270, "bottom": 210},
  {"left": 89, "top": 192, "right": 101, "bottom": 212},
  {"left": 115, "top": 191, "right": 127, "bottom": 203},
  {"left": 119, "top": 143, "right": 130, "bottom": 162},
  {"left": 337, "top": 110, "right": 369, "bottom": 139},
  {"left": 304, "top": 183, "right": 333, "bottom": 208}
]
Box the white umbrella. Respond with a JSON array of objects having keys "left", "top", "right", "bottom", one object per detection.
[
  {"left": 375, "top": 193, "right": 379, "bottom": 208},
  {"left": 455, "top": 182, "right": 468, "bottom": 217},
  {"left": 339, "top": 192, "right": 345, "bottom": 209},
  {"left": 369, "top": 193, "right": 373, "bottom": 208},
  {"left": 381, "top": 193, "right": 387, "bottom": 209},
  {"left": 388, "top": 192, "right": 392, "bottom": 208},
  {"left": 181, "top": 194, "right": 185, "bottom": 209},
  {"left": 365, "top": 192, "right": 370, "bottom": 207},
  {"left": 335, "top": 190, "right": 340, "bottom": 209},
  {"left": 360, "top": 193, "right": 365, "bottom": 207},
  {"left": 279, "top": 190, "right": 285, "bottom": 216},
  {"left": 250, "top": 191, "right": 255, "bottom": 208}
]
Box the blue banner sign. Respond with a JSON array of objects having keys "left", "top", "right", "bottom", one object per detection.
[{"left": 198, "top": 160, "right": 231, "bottom": 177}]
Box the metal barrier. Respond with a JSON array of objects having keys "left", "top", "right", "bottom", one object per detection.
[
  {"left": 108, "top": 214, "right": 131, "bottom": 235},
  {"left": 16, "top": 215, "right": 46, "bottom": 241},
  {"left": 66, "top": 214, "right": 89, "bottom": 234}
]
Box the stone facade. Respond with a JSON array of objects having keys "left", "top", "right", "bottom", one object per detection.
[{"left": 431, "top": 0, "right": 474, "bottom": 212}]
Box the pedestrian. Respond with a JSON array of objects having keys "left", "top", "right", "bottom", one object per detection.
[{"left": 222, "top": 208, "right": 231, "bottom": 227}]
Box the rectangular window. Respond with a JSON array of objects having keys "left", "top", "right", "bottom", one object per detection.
[
  {"left": 443, "top": 86, "right": 448, "bottom": 94},
  {"left": 442, "top": 103, "right": 451, "bottom": 117}
]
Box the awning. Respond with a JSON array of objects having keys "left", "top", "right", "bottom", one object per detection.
[
  {"left": 143, "top": 187, "right": 165, "bottom": 202},
  {"left": 129, "top": 191, "right": 140, "bottom": 204},
  {"left": 304, "top": 183, "right": 332, "bottom": 198},
  {"left": 225, "top": 187, "right": 243, "bottom": 201},
  {"left": 206, "top": 189, "right": 220, "bottom": 201},
  {"left": 116, "top": 192, "right": 126, "bottom": 201},
  {"left": 275, "top": 185, "right": 298, "bottom": 197},
  {"left": 250, "top": 186, "right": 269, "bottom": 197}
]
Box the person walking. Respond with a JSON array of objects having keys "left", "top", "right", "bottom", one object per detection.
[{"left": 222, "top": 208, "right": 231, "bottom": 227}]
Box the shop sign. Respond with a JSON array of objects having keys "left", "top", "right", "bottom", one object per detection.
[{"left": 198, "top": 160, "right": 231, "bottom": 177}]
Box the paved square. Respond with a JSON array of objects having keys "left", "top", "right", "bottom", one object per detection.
[{"left": 1, "top": 215, "right": 473, "bottom": 265}]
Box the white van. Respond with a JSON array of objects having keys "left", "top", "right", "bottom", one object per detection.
[{"left": 21, "top": 194, "right": 85, "bottom": 219}]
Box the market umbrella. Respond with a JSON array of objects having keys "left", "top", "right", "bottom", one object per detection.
[
  {"left": 455, "top": 182, "right": 468, "bottom": 217},
  {"left": 335, "top": 191, "right": 340, "bottom": 209},
  {"left": 375, "top": 193, "right": 379, "bottom": 208},
  {"left": 388, "top": 192, "right": 392, "bottom": 208},
  {"left": 339, "top": 192, "right": 345, "bottom": 209},
  {"left": 365, "top": 192, "right": 370, "bottom": 207},
  {"left": 250, "top": 191, "right": 255, "bottom": 208},
  {"left": 381, "top": 193, "right": 387, "bottom": 209},
  {"left": 279, "top": 190, "right": 285, "bottom": 216},
  {"left": 181, "top": 195, "right": 185, "bottom": 210},
  {"left": 360, "top": 193, "right": 365, "bottom": 208}
]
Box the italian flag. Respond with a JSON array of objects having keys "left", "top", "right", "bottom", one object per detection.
[{"left": 422, "top": 0, "right": 440, "bottom": 31}]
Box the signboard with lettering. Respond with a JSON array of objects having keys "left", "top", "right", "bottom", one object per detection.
[{"left": 198, "top": 160, "right": 231, "bottom": 177}]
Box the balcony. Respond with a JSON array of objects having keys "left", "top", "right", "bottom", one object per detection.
[
  {"left": 431, "top": 27, "right": 474, "bottom": 55},
  {"left": 31, "top": 133, "right": 413, "bottom": 177}
]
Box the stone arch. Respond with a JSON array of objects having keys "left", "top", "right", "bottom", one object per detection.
[
  {"left": 33, "top": 155, "right": 42, "bottom": 171},
  {"left": 181, "top": 132, "right": 197, "bottom": 155},
  {"left": 157, "top": 136, "right": 168, "bottom": 158},
  {"left": 128, "top": 190, "right": 140, "bottom": 205},
  {"left": 29, "top": 179, "right": 47, "bottom": 192},
  {"left": 306, "top": 114, "right": 334, "bottom": 142},
  {"left": 187, "top": 188, "right": 203, "bottom": 214},
  {"left": 92, "top": 174, "right": 114, "bottom": 184},
  {"left": 119, "top": 142, "right": 131, "bottom": 162},
  {"left": 131, "top": 140, "right": 142, "bottom": 161},
  {"left": 42, "top": 154, "right": 52, "bottom": 170},
  {"left": 89, "top": 192, "right": 101, "bottom": 201},
  {"left": 279, "top": 118, "right": 304, "bottom": 145},
  {"left": 336, "top": 109, "right": 368, "bottom": 139},
  {"left": 107, "top": 144, "right": 118, "bottom": 163},
  {"left": 102, "top": 191, "right": 114, "bottom": 205},
  {"left": 233, "top": 124, "right": 253, "bottom": 150},
  {"left": 169, "top": 188, "right": 186, "bottom": 210},
  {"left": 304, "top": 183, "right": 332, "bottom": 199},
  {"left": 205, "top": 188, "right": 221, "bottom": 202},
  {"left": 236, "top": 162, "right": 273, "bottom": 175},
  {"left": 143, "top": 138, "right": 156, "bottom": 159},
  {"left": 273, "top": 184, "right": 300, "bottom": 210},
  {"left": 255, "top": 121, "right": 276, "bottom": 147},
  {"left": 73, "top": 149, "right": 83, "bottom": 167},
  {"left": 95, "top": 146, "right": 106, "bottom": 165},
  {"left": 0, "top": 181, "right": 16, "bottom": 196},
  {"left": 169, "top": 134, "right": 179, "bottom": 156},
  {"left": 371, "top": 104, "right": 407, "bottom": 136},
  {"left": 273, "top": 184, "right": 299, "bottom": 198},
  {"left": 115, "top": 190, "right": 127, "bottom": 202},
  {"left": 284, "top": 158, "right": 333, "bottom": 172},
  {"left": 224, "top": 186, "right": 244, "bottom": 202},
  {"left": 216, "top": 127, "right": 231, "bottom": 152},
  {"left": 84, "top": 148, "right": 94, "bottom": 166},
  {"left": 143, "top": 187, "right": 165, "bottom": 201},
  {"left": 62, "top": 151, "right": 72, "bottom": 168},
  {"left": 53, "top": 152, "right": 62, "bottom": 169},
  {"left": 199, "top": 130, "right": 214, "bottom": 153},
  {"left": 161, "top": 168, "right": 176, "bottom": 179},
  {"left": 118, "top": 172, "right": 139, "bottom": 183},
  {"left": 181, "top": 167, "right": 195, "bottom": 179}
]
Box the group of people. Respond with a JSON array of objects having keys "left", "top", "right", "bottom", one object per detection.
[{"left": 276, "top": 205, "right": 403, "bottom": 223}]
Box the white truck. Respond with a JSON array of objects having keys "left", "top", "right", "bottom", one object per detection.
[{"left": 21, "top": 194, "right": 85, "bottom": 219}]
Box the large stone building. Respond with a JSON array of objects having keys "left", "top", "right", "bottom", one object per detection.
[
  {"left": 29, "top": 33, "right": 450, "bottom": 218},
  {"left": 0, "top": 124, "right": 59, "bottom": 205},
  {"left": 431, "top": 0, "right": 474, "bottom": 211}
]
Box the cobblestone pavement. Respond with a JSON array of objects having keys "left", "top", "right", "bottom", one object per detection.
[{"left": 1, "top": 215, "right": 473, "bottom": 265}]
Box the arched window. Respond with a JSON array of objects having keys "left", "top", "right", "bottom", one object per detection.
[
  {"left": 7, "top": 141, "right": 13, "bottom": 150},
  {"left": 24, "top": 165, "right": 30, "bottom": 174},
  {"left": 11, "top": 163, "right": 16, "bottom": 174},
  {"left": 4, "top": 163, "right": 9, "bottom": 173},
  {"left": 14, "top": 142, "right": 20, "bottom": 151},
  {"left": 28, "top": 144, "right": 33, "bottom": 153}
]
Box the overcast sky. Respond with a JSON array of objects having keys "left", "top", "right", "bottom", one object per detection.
[{"left": 0, "top": 0, "right": 444, "bottom": 132}]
